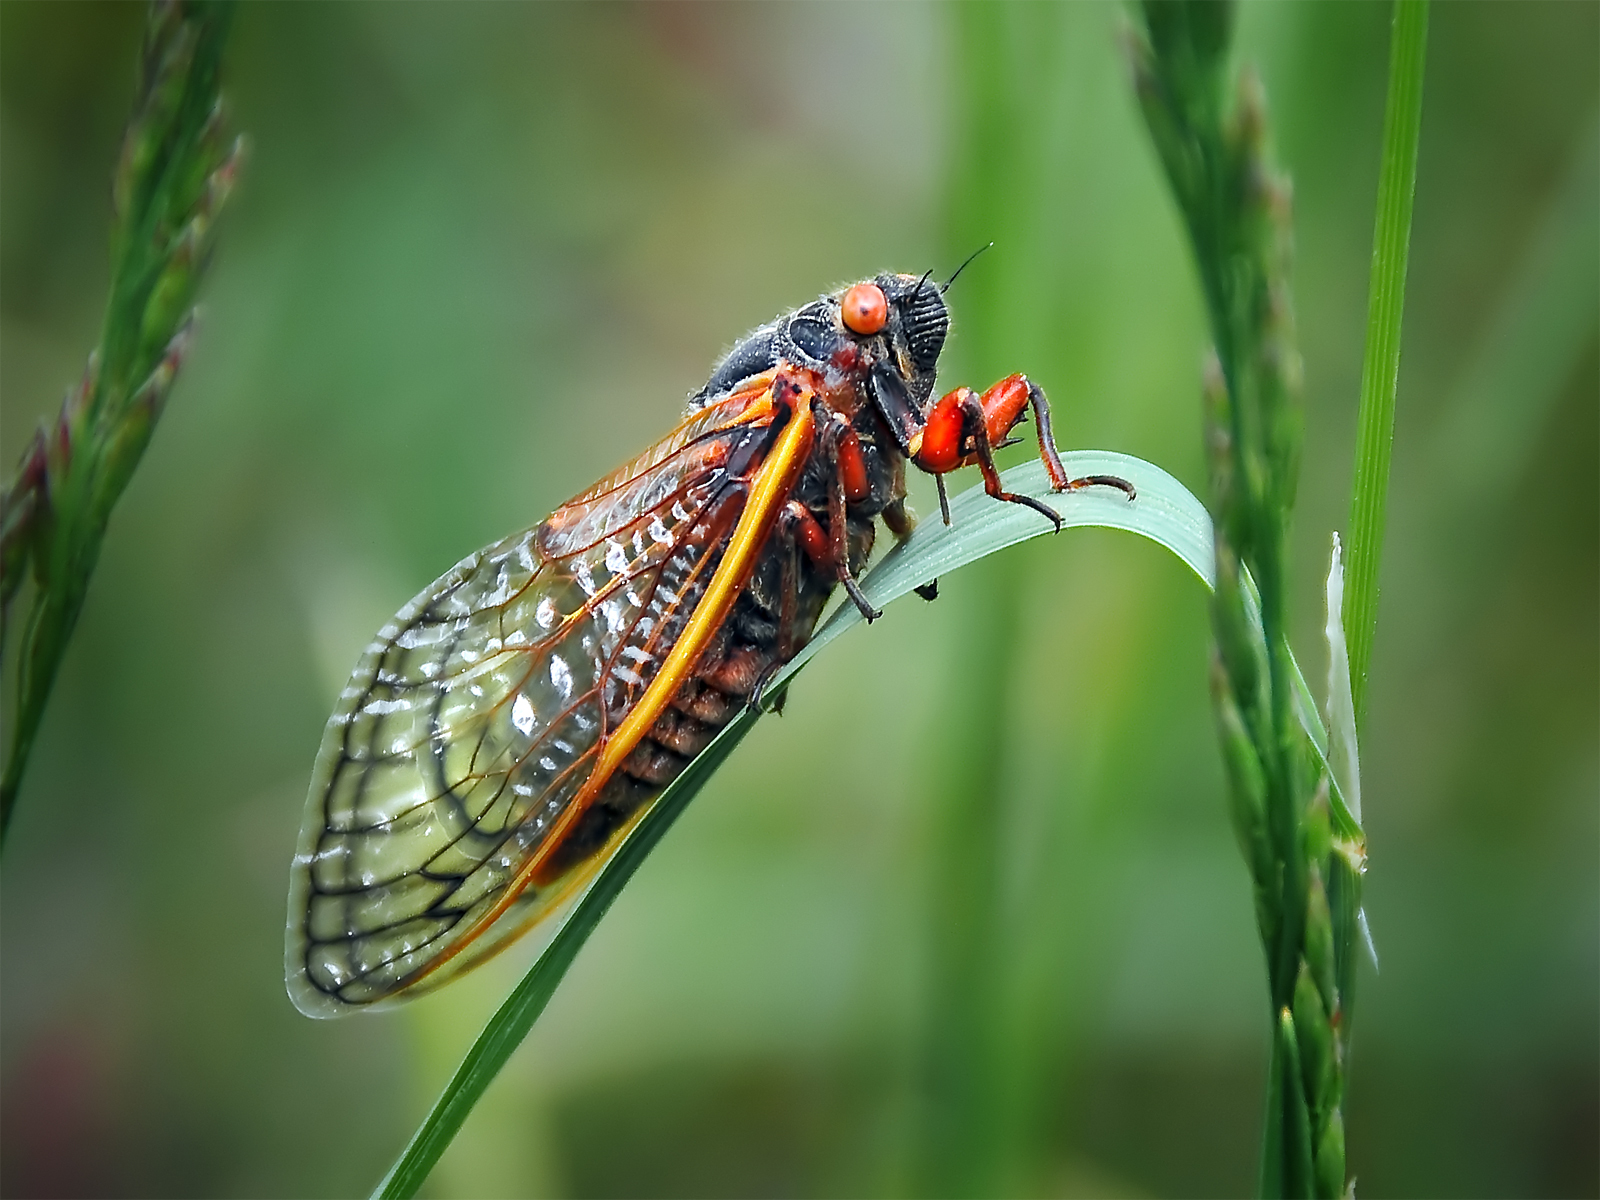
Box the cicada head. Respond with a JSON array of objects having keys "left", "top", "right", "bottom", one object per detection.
[
  {"left": 830, "top": 272, "right": 950, "bottom": 395},
  {"left": 691, "top": 271, "right": 953, "bottom": 460},
  {"left": 845, "top": 272, "right": 949, "bottom": 457},
  {"left": 879, "top": 272, "right": 949, "bottom": 378}
]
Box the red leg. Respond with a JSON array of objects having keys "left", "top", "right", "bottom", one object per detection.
[
  {"left": 820, "top": 415, "right": 881, "bottom": 622},
  {"left": 972, "top": 374, "right": 1038, "bottom": 460},
  {"left": 914, "top": 374, "right": 1135, "bottom": 503},
  {"left": 779, "top": 425, "right": 881, "bottom": 623},
  {"left": 755, "top": 504, "right": 819, "bottom": 713},
  {"left": 775, "top": 507, "right": 803, "bottom": 663},
  {"left": 968, "top": 373, "right": 1076, "bottom": 491},
  {"left": 1014, "top": 377, "right": 1136, "bottom": 500},
  {"left": 782, "top": 499, "right": 830, "bottom": 569},
  {"left": 835, "top": 425, "right": 871, "bottom": 503},
  {"left": 954, "top": 390, "right": 1067, "bottom": 531},
  {"left": 911, "top": 387, "right": 969, "bottom": 475}
]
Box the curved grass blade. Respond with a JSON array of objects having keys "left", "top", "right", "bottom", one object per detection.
[
  {"left": 372, "top": 448, "right": 1334, "bottom": 1199},
  {"left": 770, "top": 450, "right": 1215, "bottom": 692}
]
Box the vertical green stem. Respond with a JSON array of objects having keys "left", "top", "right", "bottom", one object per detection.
[
  {"left": 1131, "top": 3, "right": 1427, "bottom": 1194},
  {"left": 1128, "top": 2, "right": 1364, "bottom": 1194},
  {"left": 1344, "top": 0, "right": 1429, "bottom": 726},
  {"left": 916, "top": 555, "right": 1017, "bottom": 1197},
  {"left": 913, "top": 6, "right": 1060, "bottom": 1193},
  {"left": 0, "top": 0, "right": 239, "bottom": 842}
]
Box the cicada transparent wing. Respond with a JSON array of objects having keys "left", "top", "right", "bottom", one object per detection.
[{"left": 287, "top": 379, "right": 781, "bottom": 1017}]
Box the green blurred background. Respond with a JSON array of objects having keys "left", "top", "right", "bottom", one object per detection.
[{"left": 1, "top": 3, "right": 1594, "bottom": 1196}]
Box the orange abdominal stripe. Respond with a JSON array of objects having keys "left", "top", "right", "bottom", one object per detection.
[{"left": 401, "top": 377, "right": 819, "bottom": 990}]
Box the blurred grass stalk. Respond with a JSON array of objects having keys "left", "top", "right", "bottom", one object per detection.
[
  {"left": 913, "top": 5, "right": 1050, "bottom": 1195},
  {"left": 1126, "top": 4, "right": 1333, "bottom": 1192},
  {"left": 1129, "top": 2, "right": 1425, "bottom": 1195},
  {"left": 0, "top": 0, "right": 240, "bottom": 842}
]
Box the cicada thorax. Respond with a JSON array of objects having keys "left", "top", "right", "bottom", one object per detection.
[{"left": 545, "top": 372, "right": 899, "bottom": 854}]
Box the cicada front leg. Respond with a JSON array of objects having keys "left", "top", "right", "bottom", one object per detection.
[
  {"left": 753, "top": 482, "right": 865, "bottom": 714},
  {"left": 748, "top": 503, "right": 810, "bottom": 716},
  {"left": 776, "top": 490, "right": 878, "bottom": 627},
  {"left": 912, "top": 374, "right": 1136, "bottom": 530},
  {"left": 774, "top": 502, "right": 810, "bottom": 663},
  {"left": 763, "top": 410, "right": 883, "bottom": 632},
  {"left": 818, "top": 413, "right": 883, "bottom": 623}
]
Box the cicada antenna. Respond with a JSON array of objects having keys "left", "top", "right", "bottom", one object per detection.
[{"left": 941, "top": 242, "right": 993, "bottom": 293}]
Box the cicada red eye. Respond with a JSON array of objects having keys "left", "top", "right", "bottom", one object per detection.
[{"left": 841, "top": 282, "right": 888, "bottom": 336}]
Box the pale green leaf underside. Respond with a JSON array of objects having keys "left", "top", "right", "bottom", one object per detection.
[
  {"left": 771, "top": 450, "right": 1216, "bottom": 689},
  {"left": 374, "top": 449, "right": 1353, "bottom": 1199}
]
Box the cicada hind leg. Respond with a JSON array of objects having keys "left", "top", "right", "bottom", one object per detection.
[{"left": 913, "top": 374, "right": 1136, "bottom": 530}]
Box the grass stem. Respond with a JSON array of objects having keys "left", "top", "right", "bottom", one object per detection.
[
  {"left": 1129, "top": 2, "right": 1427, "bottom": 1194},
  {"left": 0, "top": 0, "right": 240, "bottom": 842}
]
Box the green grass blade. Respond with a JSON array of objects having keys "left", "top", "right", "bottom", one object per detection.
[
  {"left": 371, "top": 448, "right": 1336, "bottom": 1198},
  {"left": 779, "top": 450, "right": 1215, "bottom": 680},
  {"left": 1344, "top": 0, "right": 1429, "bottom": 725},
  {"left": 372, "top": 702, "right": 764, "bottom": 1200}
]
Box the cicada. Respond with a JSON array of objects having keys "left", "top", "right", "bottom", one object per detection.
[{"left": 286, "top": 272, "right": 1133, "bottom": 1016}]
